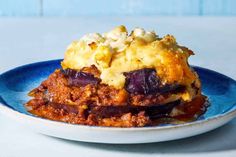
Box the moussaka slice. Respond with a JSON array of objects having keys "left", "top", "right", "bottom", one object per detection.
[{"left": 25, "top": 26, "right": 208, "bottom": 127}]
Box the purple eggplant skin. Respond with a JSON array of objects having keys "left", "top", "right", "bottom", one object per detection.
[
  {"left": 124, "top": 68, "right": 161, "bottom": 94},
  {"left": 124, "top": 68, "right": 184, "bottom": 94},
  {"left": 62, "top": 69, "right": 101, "bottom": 86}
]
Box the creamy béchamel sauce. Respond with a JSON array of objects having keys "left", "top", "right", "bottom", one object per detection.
[{"left": 61, "top": 26, "right": 200, "bottom": 101}]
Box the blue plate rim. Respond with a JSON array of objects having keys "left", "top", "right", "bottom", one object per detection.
[
  {"left": 0, "top": 59, "right": 236, "bottom": 131},
  {"left": 0, "top": 101, "right": 236, "bottom": 131},
  {"left": 1, "top": 59, "right": 235, "bottom": 83}
]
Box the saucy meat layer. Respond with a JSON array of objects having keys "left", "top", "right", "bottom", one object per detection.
[{"left": 25, "top": 68, "right": 207, "bottom": 127}]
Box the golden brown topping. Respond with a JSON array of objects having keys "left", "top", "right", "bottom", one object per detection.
[{"left": 61, "top": 26, "right": 199, "bottom": 93}]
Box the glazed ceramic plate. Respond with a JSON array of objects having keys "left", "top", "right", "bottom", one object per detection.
[{"left": 0, "top": 60, "right": 236, "bottom": 144}]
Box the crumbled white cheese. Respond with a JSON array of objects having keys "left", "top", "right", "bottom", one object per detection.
[
  {"left": 79, "top": 26, "right": 156, "bottom": 52},
  {"left": 80, "top": 33, "right": 104, "bottom": 44},
  {"left": 132, "top": 28, "right": 157, "bottom": 42}
]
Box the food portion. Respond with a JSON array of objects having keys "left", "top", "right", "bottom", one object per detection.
[{"left": 25, "top": 26, "right": 208, "bottom": 127}]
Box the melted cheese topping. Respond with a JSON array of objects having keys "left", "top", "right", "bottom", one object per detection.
[{"left": 61, "top": 26, "right": 199, "bottom": 92}]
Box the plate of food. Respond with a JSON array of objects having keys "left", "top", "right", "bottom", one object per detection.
[{"left": 0, "top": 26, "right": 236, "bottom": 144}]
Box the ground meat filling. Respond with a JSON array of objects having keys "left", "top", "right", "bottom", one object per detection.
[{"left": 25, "top": 66, "right": 207, "bottom": 127}]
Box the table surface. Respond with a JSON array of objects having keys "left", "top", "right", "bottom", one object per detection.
[{"left": 0, "top": 17, "right": 236, "bottom": 157}]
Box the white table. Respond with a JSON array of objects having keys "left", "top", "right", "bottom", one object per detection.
[{"left": 0, "top": 17, "right": 236, "bottom": 157}]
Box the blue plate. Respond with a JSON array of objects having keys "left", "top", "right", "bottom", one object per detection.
[{"left": 0, "top": 59, "right": 236, "bottom": 144}]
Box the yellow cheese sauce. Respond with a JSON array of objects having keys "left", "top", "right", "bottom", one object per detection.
[{"left": 61, "top": 26, "right": 200, "bottom": 95}]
